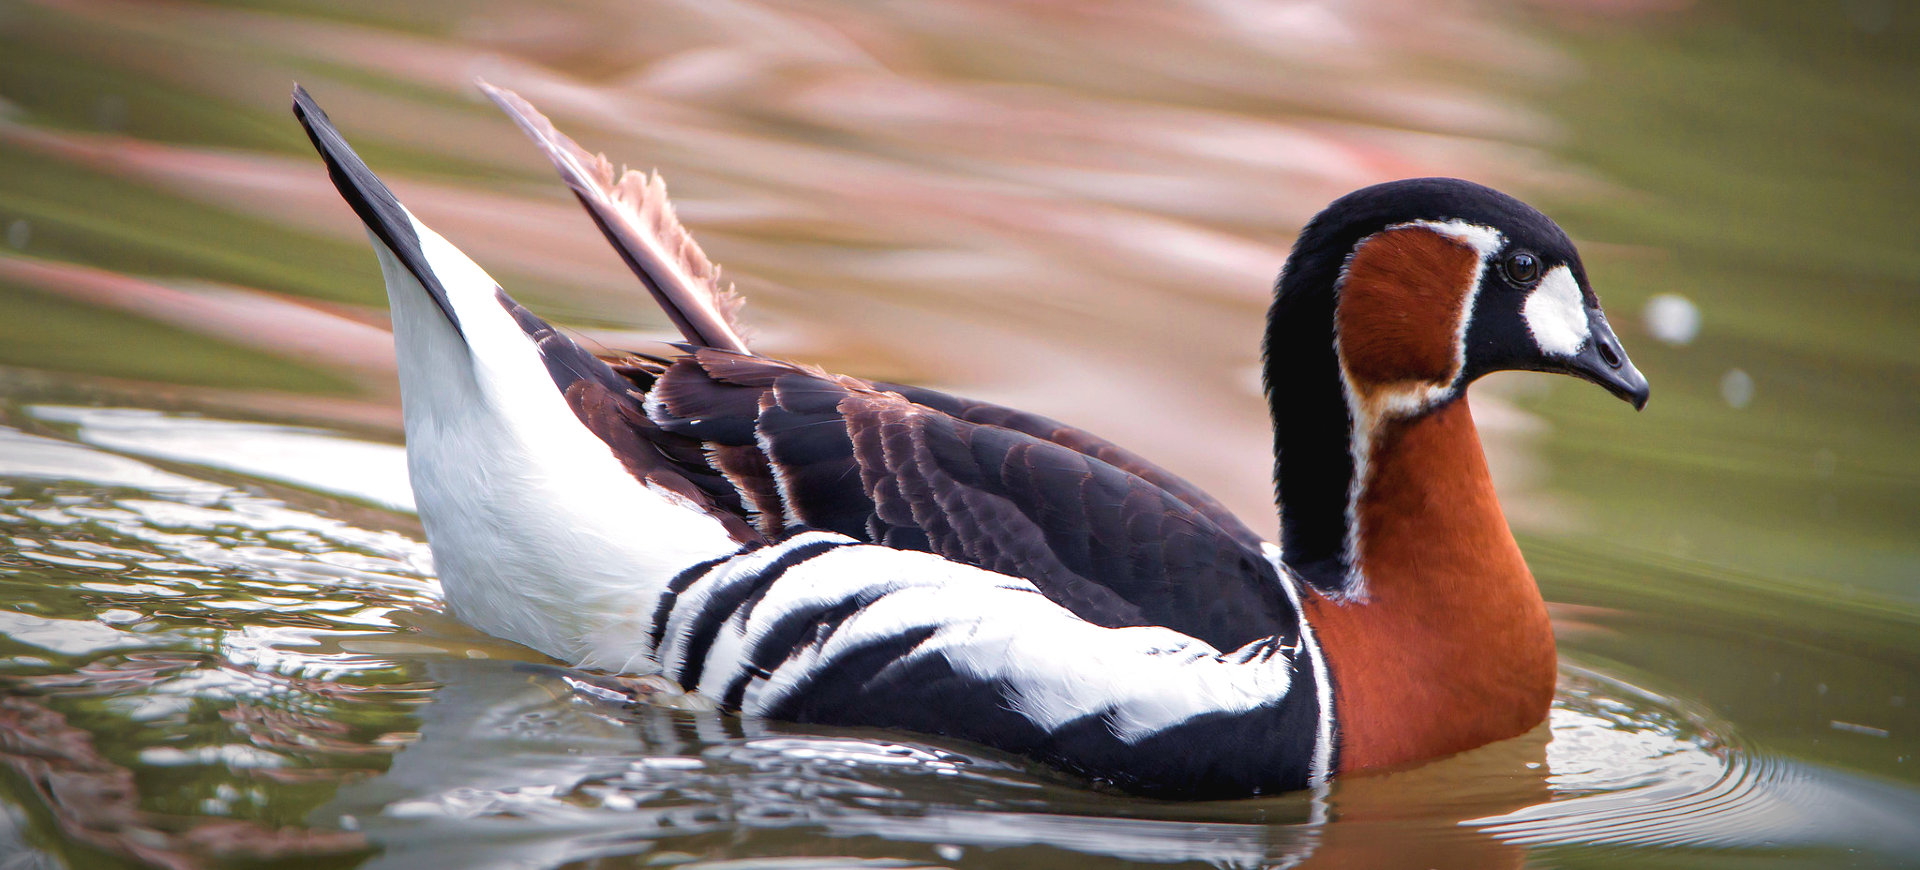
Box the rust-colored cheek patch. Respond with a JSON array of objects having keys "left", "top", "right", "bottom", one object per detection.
[{"left": 1336, "top": 227, "right": 1481, "bottom": 390}]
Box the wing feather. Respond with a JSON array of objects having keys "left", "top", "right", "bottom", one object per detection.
[
  {"left": 634, "top": 350, "right": 1294, "bottom": 650},
  {"left": 478, "top": 80, "right": 751, "bottom": 354}
]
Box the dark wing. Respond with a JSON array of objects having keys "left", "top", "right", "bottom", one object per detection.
[
  {"left": 865, "top": 381, "right": 1268, "bottom": 551},
  {"left": 629, "top": 348, "right": 1294, "bottom": 651}
]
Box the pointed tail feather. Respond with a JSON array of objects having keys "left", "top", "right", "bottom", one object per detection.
[
  {"left": 476, "top": 80, "right": 752, "bottom": 355},
  {"left": 291, "top": 84, "right": 466, "bottom": 338}
]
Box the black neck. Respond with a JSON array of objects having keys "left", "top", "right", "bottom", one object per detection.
[
  {"left": 1259, "top": 177, "right": 1574, "bottom": 595},
  {"left": 1263, "top": 178, "right": 1536, "bottom": 595},
  {"left": 1262, "top": 256, "right": 1360, "bottom": 596}
]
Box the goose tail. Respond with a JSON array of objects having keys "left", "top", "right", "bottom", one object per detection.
[
  {"left": 290, "top": 83, "right": 749, "bottom": 668},
  {"left": 292, "top": 84, "right": 474, "bottom": 338},
  {"left": 293, "top": 83, "right": 530, "bottom": 367},
  {"left": 477, "top": 80, "right": 753, "bottom": 356}
]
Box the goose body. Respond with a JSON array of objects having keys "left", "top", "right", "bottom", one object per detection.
[{"left": 293, "top": 83, "right": 1646, "bottom": 799}]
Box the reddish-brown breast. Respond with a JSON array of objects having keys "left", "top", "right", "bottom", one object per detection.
[{"left": 1306, "top": 399, "right": 1557, "bottom": 773}]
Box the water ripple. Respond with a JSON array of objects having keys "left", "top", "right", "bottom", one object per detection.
[
  {"left": 3, "top": 408, "right": 1918, "bottom": 869},
  {"left": 1474, "top": 669, "right": 1920, "bottom": 855}
]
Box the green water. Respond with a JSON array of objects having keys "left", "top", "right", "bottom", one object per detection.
[
  {"left": 0, "top": 0, "right": 1915, "bottom": 867},
  {"left": 1517, "top": 0, "right": 1920, "bottom": 793}
]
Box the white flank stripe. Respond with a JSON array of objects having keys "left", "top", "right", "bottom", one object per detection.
[
  {"left": 715, "top": 542, "right": 1298, "bottom": 743},
  {"left": 1268, "top": 543, "right": 1336, "bottom": 786},
  {"left": 655, "top": 532, "right": 846, "bottom": 691}
]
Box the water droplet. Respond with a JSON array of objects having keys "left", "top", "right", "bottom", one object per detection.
[
  {"left": 1643, "top": 293, "right": 1700, "bottom": 345},
  {"left": 1720, "top": 369, "right": 1753, "bottom": 408},
  {"left": 936, "top": 844, "right": 964, "bottom": 861}
]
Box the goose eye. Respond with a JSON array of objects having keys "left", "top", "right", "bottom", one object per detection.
[{"left": 1502, "top": 251, "right": 1541, "bottom": 285}]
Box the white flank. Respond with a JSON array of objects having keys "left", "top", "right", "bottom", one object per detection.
[
  {"left": 1524, "top": 265, "right": 1589, "bottom": 356},
  {"left": 373, "top": 211, "right": 739, "bottom": 670},
  {"left": 668, "top": 541, "right": 1301, "bottom": 743},
  {"left": 651, "top": 532, "right": 849, "bottom": 682}
]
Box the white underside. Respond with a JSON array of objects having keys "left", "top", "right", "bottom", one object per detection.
[{"left": 372, "top": 216, "right": 737, "bottom": 670}]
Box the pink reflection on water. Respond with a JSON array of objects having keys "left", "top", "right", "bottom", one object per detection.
[{"left": 8, "top": 0, "right": 1607, "bottom": 528}]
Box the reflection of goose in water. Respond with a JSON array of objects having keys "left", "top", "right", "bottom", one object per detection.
[
  {"left": 313, "top": 656, "right": 1920, "bottom": 870},
  {"left": 316, "top": 658, "right": 1318, "bottom": 870},
  {"left": 291, "top": 80, "right": 1654, "bottom": 797}
]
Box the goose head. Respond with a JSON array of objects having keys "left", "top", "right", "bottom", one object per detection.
[{"left": 1263, "top": 177, "right": 1648, "bottom": 595}]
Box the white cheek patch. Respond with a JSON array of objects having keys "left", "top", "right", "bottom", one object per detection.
[{"left": 1523, "top": 265, "right": 1590, "bottom": 357}]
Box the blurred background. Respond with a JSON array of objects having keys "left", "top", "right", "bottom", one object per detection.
[{"left": 0, "top": 1, "right": 1915, "bottom": 868}]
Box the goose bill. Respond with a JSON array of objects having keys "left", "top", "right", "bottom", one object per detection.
[{"left": 1564, "top": 308, "right": 1650, "bottom": 410}]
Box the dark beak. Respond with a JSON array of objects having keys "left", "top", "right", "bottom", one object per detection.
[{"left": 1567, "top": 307, "right": 1650, "bottom": 410}]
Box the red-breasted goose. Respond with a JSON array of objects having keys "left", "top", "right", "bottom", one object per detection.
[{"left": 291, "top": 83, "right": 1648, "bottom": 799}]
